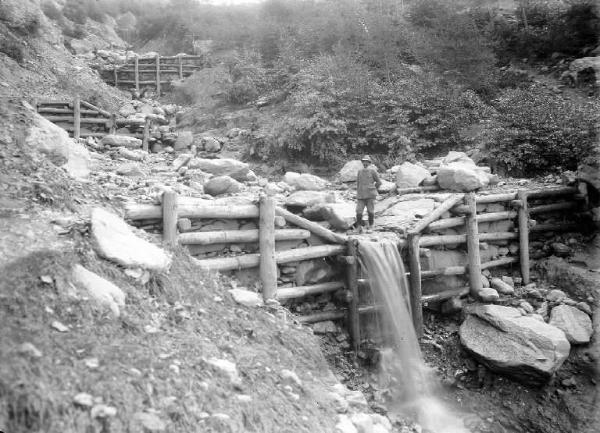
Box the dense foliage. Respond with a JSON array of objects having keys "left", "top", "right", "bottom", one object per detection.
[{"left": 37, "top": 0, "right": 599, "bottom": 174}]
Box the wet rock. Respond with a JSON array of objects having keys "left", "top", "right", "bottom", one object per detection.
[
  {"left": 91, "top": 404, "right": 117, "bottom": 419},
  {"left": 116, "top": 163, "right": 144, "bottom": 177},
  {"left": 133, "top": 412, "right": 166, "bottom": 432},
  {"left": 441, "top": 297, "right": 463, "bottom": 315},
  {"left": 519, "top": 301, "right": 534, "bottom": 314},
  {"left": 118, "top": 147, "right": 146, "bottom": 161},
  {"left": 394, "top": 162, "right": 430, "bottom": 189},
  {"left": 549, "top": 304, "right": 593, "bottom": 344},
  {"left": 376, "top": 197, "right": 435, "bottom": 231},
  {"left": 206, "top": 358, "right": 242, "bottom": 388},
  {"left": 312, "top": 321, "right": 337, "bottom": 334},
  {"left": 280, "top": 369, "right": 302, "bottom": 387},
  {"left": 283, "top": 171, "right": 328, "bottom": 191},
  {"left": 308, "top": 202, "right": 355, "bottom": 230},
  {"left": 204, "top": 176, "right": 243, "bottom": 196},
  {"left": 576, "top": 302, "right": 592, "bottom": 316},
  {"left": 100, "top": 134, "right": 142, "bottom": 149},
  {"left": 174, "top": 131, "right": 193, "bottom": 150},
  {"left": 295, "top": 259, "right": 336, "bottom": 286},
  {"left": 91, "top": 208, "right": 171, "bottom": 272},
  {"left": 286, "top": 191, "right": 334, "bottom": 208},
  {"left": 72, "top": 264, "right": 126, "bottom": 317},
  {"left": 228, "top": 288, "right": 263, "bottom": 307},
  {"left": 18, "top": 342, "right": 42, "bottom": 358},
  {"left": 73, "top": 393, "right": 94, "bottom": 408},
  {"left": 188, "top": 158, "right": 250, "bottom": 181},
  {"left": 27, "top": 112, "right": 91, "bottom": 179},
  {"left": 336, "top": 414, "right": 359, "bottom": 433},
  {"left": 172, "top": 153, "right": 193, "bottom": 171},
  {"left": 551, "top": 242, "right": 571, "bottom": 257},
  {"left": 350, "top": 413, "right": 373, "bottom": 433},
  {"left": 546, "top": 289, "right": 567, "bottom": 303},
  {"left": 490, "top": 278, "right": 515, "bottom": 295},
  {"left": 437, "top": 163, "right": 490, "bottom": 192},
  {"left": 478, "top": 288, "right": 499, "bottom": 302},
  {"left": 460, "top": 305, "right": 570, "bottom": 384},
  {"left": 203, "top": 136, "right": 221, "bottom": 153}
]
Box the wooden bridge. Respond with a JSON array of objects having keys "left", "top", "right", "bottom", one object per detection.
[{"left": 104, "top": 54, "right": 204, "bottom": 94}]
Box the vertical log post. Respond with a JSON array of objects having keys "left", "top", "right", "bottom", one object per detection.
[
  {"left": 134, "top": 57, "right": 139, "bottom": 93},
  {"left": 108, "top": 113, "right": 117, "bottom": 135},
  {"left": 162, "top": 188, "right": 178, "bottom": 247},
  {"left": 155, "top": 54, "right": 161, "bottom": 95},
  {"left": 517, "top": 190, "right": 530, "bottom": 284},
  {"left": 259, "top": 194, "right": 277, "bottom": 301},
  {"left": 407, "top": 233, "right": 423, "bottom": 337},
  {"left": 347, "top": 239, "right": 360, "bottom": 354},
  {"left": 142, "top": 118, "right": 152, "bottom": 152},
  {"left": 465, "top": 193, "right": 483, "bottom": 296},
  {"left": 73, "top": 96, "right": 80, "bottom": 140},
  {"left": 113, "top": 67, "right": 118, "bottom": 87},
  {"left": 178, "top": 55, "right": 183, "bottom": 79}
]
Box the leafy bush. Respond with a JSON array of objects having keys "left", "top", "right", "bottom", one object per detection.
[
  {"left": 482, "top": 1, "right": 600, "bottom": 61},
  {"left": 0, "top": 38, "right": 24, "bottom": 63},
  {"left": 481, "top": 86, "right": 599, "bottom": 175}
]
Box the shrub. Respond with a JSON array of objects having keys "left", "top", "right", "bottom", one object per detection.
[
  {"left": 481, "top": 86, "right": 599, "bottom": 175},
  {"left": 0, "top": 39, "right": 24, "bottom": 63}
]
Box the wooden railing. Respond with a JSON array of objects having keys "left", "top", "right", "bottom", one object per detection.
[
  {"left": 124, "top": 185, "right": 584, "bottom": 351},
  {"left": 106, "top": 54, "right": 204, "bottom": 94}
]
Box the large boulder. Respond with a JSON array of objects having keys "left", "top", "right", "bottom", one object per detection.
[
  {"left": 437, "top": 163, "right": 491, "bottom": 192},
  {"left": 375, "top": 197, "right": 435, "bottom": 231},
  {"left": 283, "top": 172, "right": 328, "bottom": 191},
  {"left": 204, "top": 175, "right": 243, "bottom": 196},
  {"left": 100, "top": 134, "right": 142, "bottom": 149},
  {"left": 26, "top": 112, "right": 91, "bottom": 179},
  {"left": 286, "top": 191, "right": 335, "bottom": 209},
  {"left": 460, "top": 305, "right": 570, "bottom": 384},
  {"left": 304, "top": 202, "right": 355, "bottom": 230},
  {"left": 91, "top": 208, "right": 171, "bottom": 272},
  {"left": 174, "top": 131, "right": 193, "bottom": 151},
  {"left": 441, "top": 151, "right": 475, "bottom": 165},
  {"left": 394, "top": 162, "right": 430, "bottom": 189},
  {"left": 338, "top": 160, "right": 364, "bottom": 183},
  {"left": 549, "top": 305, "right": 593, "bottom": 344},
  {"left": 71, "top": 265, "right": 126, "bottom": 317},
  {"left": 295, "top": 259, "right": 337, "bottom": 286},
  {"left": 188, "top": 158, "right": 250, "bottom": 181}
]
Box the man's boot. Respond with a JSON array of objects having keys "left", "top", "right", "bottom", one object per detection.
[
  {"left": 355, "top": 213, "right": 364, "bottom": 234},
  {"left": 367, "top": 212, "right": 375, "bottom": 233}
]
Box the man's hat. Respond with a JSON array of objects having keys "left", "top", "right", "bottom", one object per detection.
[{"left": 361, "top": 155, "right": 371, "bottom": 162}]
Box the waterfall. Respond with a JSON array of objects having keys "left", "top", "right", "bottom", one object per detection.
[{"left": 358, "top": 240, "right": 469, "bottom": 433}]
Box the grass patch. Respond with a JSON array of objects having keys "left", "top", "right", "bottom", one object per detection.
[{"left": 0, "top": 247, "right": 338, "bottom": 432}]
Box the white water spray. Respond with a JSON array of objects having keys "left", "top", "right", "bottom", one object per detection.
[{"left": 358, "top": 240, "right": 469, "bottom": 433}]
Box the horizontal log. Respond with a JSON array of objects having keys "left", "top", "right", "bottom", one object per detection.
[
  {"left": 421, "top": 266, "right": 466, "bottom": 278},
  {"left": 298, "top": 304, "right": 384, "bottom": 324},
  {"left": 527, "top": 187, "right": 578, "bottom": 199},
  {"left": 193, "top": 244, "right": 346, "bottom": 272},
  {"left": 80, "top": 101, "right": 111, "bottom": 118},
  {"left": 118, "top": 66, "right": 201, "bottom": 72},
  {"left": 37, "top": 100, "right": 72, "bottom": 107},
  {"left": 419, "top": 231, "right": 518, "bottom": 247},
  {"left": 38, "top": 108, "right": 97, "bottom": 115},
  {"left": 421, "top": 287, "right": 470, "bottom": 303},
  {"left": 529, "top": 201, "right": 578, "bottom": 215},
  {"left": 117, "top": 80, "right": 173, "bottom": 85},
  {"left": 276, "top": 282, "right": 345, "bottom": 301},
  {"left": 530, "top": 222, "right": 579, "bottom": 233},
  {"left": 45, "top": 116, "right": 110, "bottom": 125},
  {"left": 427, "top": 210, "right": 517, "bottom": 231},
  {"left": 396, "top": 185, "right": 441, "bottom": 195},
  {"left": 409, "top": 193, "right": 465, "bottom": 235},
  {"left": 179, "top": 229, "right": 310, "bottom": 245},
  {"left": 124, "top": 201, "right": 259, "bottom": 220},
  {"left": 275, "top": 206, "right": 347, "bottom": 245},
  {"left": 480, "top": 257, "right": 518, "bottom": 269},
  {"left": 474, "top": 192, "right": 518, "bottom": 203}
]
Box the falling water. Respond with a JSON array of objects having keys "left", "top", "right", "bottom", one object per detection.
[{"left": 358, "top": 240, "right": 469, "bottom": 433}]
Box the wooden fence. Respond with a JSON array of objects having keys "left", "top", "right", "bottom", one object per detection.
[
  {"left": 36, "top": 98, "right": 153, "bottom": 144},
  {"left": 106, "top": 54, "right": 204, "bottom": 94},
  {"left": 124, "top": 185, "right": 583, "bottom": 352}
]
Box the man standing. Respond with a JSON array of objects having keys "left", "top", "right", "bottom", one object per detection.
[{"left": 356, "top": 155, "right": 381, "bottom": 233}]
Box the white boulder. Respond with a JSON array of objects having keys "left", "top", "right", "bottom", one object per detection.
[{"left": 71, "top": 264, "right": 126, "bottom": 317}]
